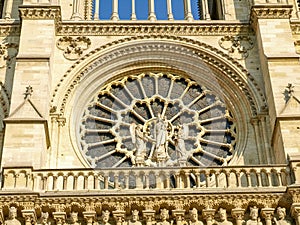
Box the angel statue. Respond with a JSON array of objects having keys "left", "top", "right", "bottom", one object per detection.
[
  {"left": 130, "top": 123, "right": 147, "bottom": 164},
  {"left": 175, "top": 124, "right": 189, "bottom": 161},
  {"left": 154, "top": 114, "right": 169, "bottom": 158}
]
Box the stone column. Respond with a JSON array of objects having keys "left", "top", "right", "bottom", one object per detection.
[
  {"left": 83, "top": 211, "right": 96, "bottom": 225},
  {"left": 130, "top": 0, "right": 136, "bottom": 20},
  {"left": 172, "top": 210, "right": 185, "bottom": 225},
  {"left": 261, "top": 208, "right": 275, "bottom": 225},
  {"left": 184, "top": 0, "right": 193, "bottom": 21},
  {"left": 231, "top": 208, "right": 245, "bottom": 225},
  {"left": 71, "top": 0, "right": 82, "bottom": 20},
  {"left": 110, "top": 0, "right": 119, "bottom": 21},
  {"left": 21, "top": 210, "right": 37, "bottom": 225},
  {"left": 142, "top": 210, "right": 156, "bottom": 225},
  {"left": 4, "top": 0, "right": 13, "bottom": 19},
  {"left": 166, "top": 0, "right": 174, "bottom": 20},
  {"left": 113, "top": 210, "right": 126, "bottom": 225},
  {"left": 202, "top": 209, "right": 215, "bottom": 225},
  {"left": 53, "top": 212, "right": 66, "bottom": 225},
  {"left": 148, "top": 0, "right": 156, "bottom": 21}
]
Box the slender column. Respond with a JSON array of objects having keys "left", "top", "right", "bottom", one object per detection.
[
  {"left": 261, "top": 208, "right": 275, "bottom": 225},
  {"left": 94, "top": 175, "right": 100, "bottom": 189},
  {"left": 4, "top": 0, "right": 13, "bottom": 19},
  {"left": 251, "top": 118, "right": 264, "bottom": 163},
  {"left": 231, "top": 209, "right": 245, "bottom": 225},
  {"left": 202, "top": 209, "right": 215, "bottom": 225},
  {"left": 94, "top": 0, "right": 100, "bottom": 20},
  {"left": 131, "top": 0, "right": 137, "bottom": 20},
  {"left": 259, "top": 116, "right": 272, "bottom": 163},
  {"left": 113, "top": 211, "right": 126, "bottom": 225},
  {"left": 246, "top": 172, "right": 251, "bottom": 187},
  {"left": 110, "top": 0, "right": 119, "bottom": 21},
  {"left": 104, "top": 174, "right": 109, "bottom": 189},
  {"left": 185, "top": 172, "right": 190, "bottom": 188},
  {"left": 184, "top": 0, "right": 193, "bottom": 21},
  {"left": 148, "top": 0, "right": 156, "bottom": 21},
  {"left": 83, "top": 211, "right": 96, "bottom": 225},
  {"left": 201, "top": 0, "right": 210, "bottom": 20},
  {"left": 277, "top": 171, "right": 282, "bottom": 186},
  {"left": 143, "top": 210, "right": 156, "bottom": 225},
  {"left": 22, "top": 210, "right": 36, "bottom": 225},
  {"left": 71, "top": 0, "right": 83, "bottom": 20},
  {"left": 74, "top": 176, "right": 78, "bottom": 190},
  {"left": 257, "top": 173, "right": 262, "bottom": 187},
  {"left": 167, "top": 0, "right": 174, "bottom": 20}
]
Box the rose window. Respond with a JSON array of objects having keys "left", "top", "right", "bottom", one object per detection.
[{"left": 80, "top": 72, "right": 236, "bottom": 168}]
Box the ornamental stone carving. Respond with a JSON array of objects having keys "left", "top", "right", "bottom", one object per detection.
[
  {"left": 57, "top": 36, "right": 91, "bottom": 60},
  {"left": 0, "top": 42, "right": 18, "bottom": 68},
  {"left": 246, "top": 207, "right": 262, "bottom": 225},
  {"left": 219, "top": 36, "right": 254, "bottom": 60},
  {"left": 273, "top": 207, "right": 292, "bottom": 225}
]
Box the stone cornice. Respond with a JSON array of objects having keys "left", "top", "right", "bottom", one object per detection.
[
  {"left": 250, "top": 4, "right": 293, "bottom": 21},
  {"left": 0, "top": 21, "right": 20, "bottom": 36},
  {"left": 56, "top": 21, "right": 252, "bottom": 36},
  {"left": 18, "top": 5, "right": 61, "bottom": 22},
  {"left": 290, "top": 20, "right": 300, "bottom": 34}
]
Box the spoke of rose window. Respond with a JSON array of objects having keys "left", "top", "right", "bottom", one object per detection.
[
  {"left": 190, "top": 156, "right": 205, "bottom": 166},
  {"left": 88, "top": 139, "right": 116, "bottom": 148},
  {"left": 94, "top": 150, "right": 117, "bottom": 161},
  {"left": 112, "top": 156, "right": 128, "bottom": 168}
]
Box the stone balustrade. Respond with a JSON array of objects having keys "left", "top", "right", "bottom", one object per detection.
[{"left": 1, "top": 165, "right": 291, "bottom": 192}]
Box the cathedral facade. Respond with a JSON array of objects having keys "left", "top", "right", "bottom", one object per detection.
[{"left": 0, "top": 0, "right": 300, "bottom": 225}]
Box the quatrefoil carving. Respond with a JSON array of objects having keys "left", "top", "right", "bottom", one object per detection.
[
  {"left": 219, "top": 35, "right": 254, "bottom": 60},
  {"left": 57, "top": 36, "right": 91, "bottom": 60}
]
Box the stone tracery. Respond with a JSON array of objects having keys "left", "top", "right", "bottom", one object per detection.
[{"left": 80, "top": 72, "right": 236, "bottom": 168}]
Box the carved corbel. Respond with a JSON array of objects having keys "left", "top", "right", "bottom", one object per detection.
[
  {"left": 261, "top": 208, "right": 275, "bottom": 225},
  {"left": 57, "top": 37, "right": 91, "bottom": 60},
  {"left": 219, "top": 35, "right": 254, "bottom": 60},
  {"left": 231, "top": 208, "right": 245, "bottom": 225},
  {"left": 53, "top": 212, "right": 67, "bottom": 225},
  {"left": 112, "top": 210, "right": 126, "bottom": 225},
  {"left": 142, "top": 210, "right": 156, "bottom": 225},
  {"left": 202, "top": 209, "right": 215, "bottom": 225},
  {"left": 172, "top": 210, "right": 185, "bottom": 225},
  {"left": 83, "top": 211, "right": 96, "bottom": 225},
  {"left": 0, "top": 42, "right": 18, "bottom": 68},
  {"left": 21, "top": 209, "right": 37, "bottom": 225}
]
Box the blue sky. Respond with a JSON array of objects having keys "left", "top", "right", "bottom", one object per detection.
[{"left": 98, "top": 0, "right": 200, "bottom": 20}]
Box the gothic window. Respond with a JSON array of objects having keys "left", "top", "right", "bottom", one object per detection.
[{"left": 79, "top": 72, "right": 236, "bottom": 168}]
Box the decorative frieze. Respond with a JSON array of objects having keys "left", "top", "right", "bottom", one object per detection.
[
  {"left": 251, "top": 5, "right": 293, "bottom": 20},
  {"left": 18, "top": 5, "right": 61, "bottom": 21},
  {"left": 56, "top": 22, "right": 252, "bottom": 36}
]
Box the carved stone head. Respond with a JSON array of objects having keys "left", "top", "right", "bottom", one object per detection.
[
  {"left": 160, "top": 209, "right": 169, "bottom": 220},
  {"left": 189, "top": 208, "right": 198, "bottom": 222},
  {"left": 132, "top": 210, "right": 139, "bottom": 222},
  {"left": 219, "top": 208, "right": 227, "bottom": 221},
  {"left": 277, "top": 207, "right": 286, "bottom": 219},
  {"left": 70, "top": 212, "right": 78, "bottom": 223},
  {"left": 102, "top": 210, "right": 110, "bottom": 223},
  {"left": 249, "top": 207, "right": 259, "bottom": 220},
  {"left": 9, "top": 207, "right": 17, "bottom": 219}
]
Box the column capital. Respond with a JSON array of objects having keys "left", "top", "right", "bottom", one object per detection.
[
  {"left": 202, "top": 209, "right": 215, "bottom": 220},
  {"left": 261, "top": 208, "right": 275, "bottom": 219},
  {"left": 231, "top": 208, "right": 245, "bottom": 219},
  {"left": 21, "top": 209, "right": 37, "bottom": 225}
]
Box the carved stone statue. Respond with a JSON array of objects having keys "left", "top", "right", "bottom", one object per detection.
[
  {"left": 189, "top": 208, "right": 203, "bottom": 225},
  {"left": 154, "top": 114, "right": 168, "bottom": 157},
  {"left": 130, "top": 123, "right": 147, "bottom": 159},
  {"left": 246, "top": 207, "right": 262, "bottom": 225},
  {"left": 69, "top": 212, "right": 81, "bottom": 225},
  {"left": 127, "top": 210, "right": 142, "bottom": 225},
  {"left": 5, "top": 207, "right": 21, "bottom": 225},
  {"left": 175, "top": 124, "right": 189, "bottom": 161},
  {"left": 100, "top": 210, "right": 110, "bottom": 225},
  {"left": 39, "top": 212, "right": 51, "bottom": 225},
  {"left": 217, "top": 208, "right": 232, "bottom": 225},
  {"left": 157, "top": 209, "right": 170, "bottom": 225},
  {"left": 273, "top": 207, "right": 291, "bottom": 225}
]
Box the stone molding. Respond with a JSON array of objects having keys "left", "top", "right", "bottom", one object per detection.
[
  {"left": 251, "top": 5, "right": 293, "bottom": 20},
  {"left": 0, "top": 82, "right": 10, "bottom": 117},
  {"left": 0, "top": 23, "right": 20, "bottom": 37},
  {"left": 56, "top": 22, "right": 252, "bottom": 36},
  {"left": 18, "top": 5, "right": 61, "bottom": 22},
  {"left": 50, "top": 35, "right": 266, "bottom": 117}
]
